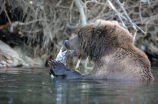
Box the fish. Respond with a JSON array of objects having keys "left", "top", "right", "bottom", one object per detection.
[{"left": 55, "top": 46, "right": 67, "bottom": 65}]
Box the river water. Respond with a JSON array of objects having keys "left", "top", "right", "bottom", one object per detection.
[{"left": 0, "top": 67, "right": 158, "bottom": 104}]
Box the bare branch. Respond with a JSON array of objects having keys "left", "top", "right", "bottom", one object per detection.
[
  {"left": 3, "top": 1, "right": 11, "bottom": 25},
  {"left": 106, "top": 0, "right": 129, "bottom": 33},
  {"left": 139, "top": 0, "right": 143, "bottom": 24},
  {"left": 56, "top": 0, "right": 62, "bottom": 7},
  {"left": 66, "top": 22, "right": 79, "bottom": 29},
  {"left": 74, "top": 0, "right": 87, "bottom": 26},
  {"left": 115, "top": 0, "right": 146, "bottom": 34}
]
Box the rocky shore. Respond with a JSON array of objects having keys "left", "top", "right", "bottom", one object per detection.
[{"left": 0, "top": 40, "right": 47, "bottom": 69}]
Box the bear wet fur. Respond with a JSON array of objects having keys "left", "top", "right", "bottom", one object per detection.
[{"left": 50, "top": 19, "right": 154, "bottom": 81}]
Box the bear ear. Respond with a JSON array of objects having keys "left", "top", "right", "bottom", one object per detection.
[
  {"left": 93, "top": 19, "right": 105, "bottom": 29},
  {"left": 93, "top": 19, "right": 119, "bottom": 28},
  {"left": 111, "top": 21, "right": 119, "bottom": 24}
]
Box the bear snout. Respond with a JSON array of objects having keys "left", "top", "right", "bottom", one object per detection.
[
  {"left": 63, "top": 40, "right": 68, "bottom": 45},
  {"left": 63, "top": 40, "right": 71, "bottom": 49},
  {"left": 63, "top": 40, "right": 68, "bottom": 48}
]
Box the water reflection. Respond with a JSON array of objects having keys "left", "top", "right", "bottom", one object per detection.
[
  {"left": 50, "top": 78, "right": 154, "bottom": 104},
  {"left": 0, "top": 67, "right": 158, "bottom": 104}
]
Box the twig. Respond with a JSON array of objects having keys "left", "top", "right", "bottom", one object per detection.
[
  {"left": 56, "top": 0, "right": 62, "bottom": 7},
  {"left": 17, "top": 28, "right": 42, "bottom": 33},
  {"left": 84, "top": 57, "right": 93, "bottom": 70},
  {"left": 69, "top": 0, "right": 74, "bottom": 23},
  {"left": 115, "top": 0, "right": 146, "bottom": 35},
  {"left": 21, "top": 0, "right": 35, "bottom": 13},
  {"left": 75, "top": 59, "right": 81, "bottom": 70},
  {"left": 133, "top": 31, "right": 137, "bottom": 44},
  {"left": 139, "top": 0, "right": 143, "bottom": 24},
  {"left": 9, "top": 19, "right": 49, "bottom": 33},
  {"left": 106, "top": 0, "right": 129, "bottom": 33},
  {"left": 66, "top": 22, "right": 79, "bottom": 29},
  {"left": 22, "top": 19, "right": 49, "bottom": 25},
  {"left": 3, "top": 0, "right": 12, "bottom": 25},
  {"left": 85, "top": 1, "right": 109, "bottom": 7}
]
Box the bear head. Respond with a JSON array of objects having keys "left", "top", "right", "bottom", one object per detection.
[{"left": 64, "top": 19, "right": 133, "bottom": 61}]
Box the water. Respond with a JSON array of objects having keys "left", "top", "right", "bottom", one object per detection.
[{"left": 0, "top": 67, "right": 158, "bottom": 104}]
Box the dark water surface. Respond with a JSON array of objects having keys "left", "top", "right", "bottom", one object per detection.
[{"left": 0, "top": 67, "right": 158, "bottom": 104}]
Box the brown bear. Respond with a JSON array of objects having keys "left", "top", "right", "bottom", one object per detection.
[{"left": 49, "top": 19, "right": 154, "bottom": 81}]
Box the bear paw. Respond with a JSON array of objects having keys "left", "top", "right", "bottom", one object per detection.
[{"left": 49, "top": 60, "right": 69, "bottom": 77}]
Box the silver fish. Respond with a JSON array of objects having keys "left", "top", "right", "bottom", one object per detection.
[{"left": 55, "top": 46, "right": 67, "bottom": 65}]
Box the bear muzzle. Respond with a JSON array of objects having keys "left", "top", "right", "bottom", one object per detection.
[
  {"left": 63, "top": 40, "right": 68, "bottom": 45},
  {"left": 63, "top": 40, "right": 76, "bottom": 56}
]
